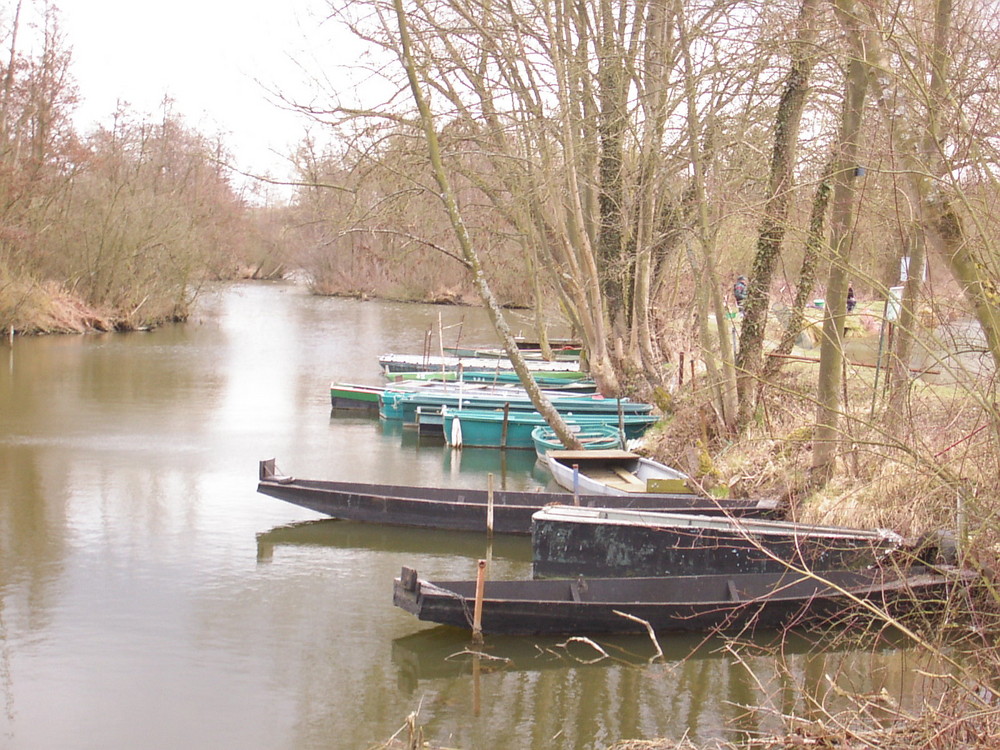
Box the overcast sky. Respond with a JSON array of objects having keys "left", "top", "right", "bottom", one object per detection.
[{"left": 56, "top": 0, "right": 337, "bottom": 198}]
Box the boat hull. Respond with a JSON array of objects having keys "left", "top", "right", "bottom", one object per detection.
[
  {"left": 393, "top": 565, "right": 974, "bottom": 635},
  {"left": 256, "top": 460, "right": 780, "bottom": 534},
  {"left": 330, "top": 382, "right": 383, "bottom": 411},
  {"left": 531, "top": 505, "right": 905, "bottom": 578}
]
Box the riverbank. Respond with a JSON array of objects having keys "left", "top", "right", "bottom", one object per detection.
[{"left": 0, "top": 277, "right": 189, "bottom": 336}]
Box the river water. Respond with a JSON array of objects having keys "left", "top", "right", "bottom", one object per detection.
[{"left": 0, "top": 282, "right": 944, "bottom": 749}]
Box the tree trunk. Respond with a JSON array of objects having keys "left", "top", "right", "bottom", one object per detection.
[
  {"left": 810, "top": 15, "right": 869, "bottom": 487},
  {"left": 736, "top": 0, "right": 820, "bottom": 427},
  {"left": 763, "top": 163, "right": 833, "bottom": 381}
]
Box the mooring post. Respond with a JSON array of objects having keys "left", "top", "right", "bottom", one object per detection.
[
  {"left": 573, "top": 464, "right": 580, "bottom": 505},
  {"left": 500, "top": 403, "right": 509, "bottom": 448},
  {"left": 486, "top": 473, "right": 495, "bottom": 539},
  {"left": 472, "top": 651, "right": 482, "bottom": 716},
  {"left": 472, "top": 558, "right": 487, "bottom": 644}
]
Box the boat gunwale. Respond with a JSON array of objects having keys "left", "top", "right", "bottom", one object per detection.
[{"left": 533, "top": 504, "right": 905, "bottom": 543}]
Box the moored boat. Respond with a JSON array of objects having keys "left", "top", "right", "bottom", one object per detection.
[
  {"left": 330, "top": 382, "right": 384, "bottom": 411},
  {"left": 443, "top": 409, "right": 657, "bottom": 450},
  {"left": 392, "top": 565, "right": 976, "bottom": 635},
  {"left": 442, "top": 345, "right": 581, "bottom": 361},
  {"left": 256, "top": 459, "right": 780, "bottom": 534},
  {"left": 531, "top": 424, "right": 624, "bottom": 458},
  {"left": 379, "top": 382, "right": 651, "bottom": 424},
  {"left": 544, "top": 449, "right": 690, "bottom": 495},
  {"left": 385, "top": 370, "right": 597, "bottom": 392},
  {"left": 531, "top": 504, "right": 906, "bottom": 578},
  {"left": 379, "top": 353, "right": 584, "bottom": 375}
]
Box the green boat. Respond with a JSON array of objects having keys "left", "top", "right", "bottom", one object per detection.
[
  {"left": 442, "top": 408, "right": 657, "bottom": 450},
  {"left": 330, "top": 382, "right": 383, "bottom": 411}
]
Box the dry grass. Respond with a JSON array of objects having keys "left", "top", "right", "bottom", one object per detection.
[
  {"left": 645, "top": 355, "right": 998, "bottom": 558},
  {"left": 636, "top": 341, "right": 1000, "bottom": 750}
]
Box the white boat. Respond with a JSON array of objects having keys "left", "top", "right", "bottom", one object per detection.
[{"left": 544, "top": 449, "right": 691, "bottom": 495}]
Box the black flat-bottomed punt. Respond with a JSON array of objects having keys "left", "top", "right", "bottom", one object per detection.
[
  {"left": 392, "top": 565, "right": 977, "bottom": 635},
  {"left": 531, "top": 505, "right": 905, "bottom": 578},
  {"left": 257, "top": 460, "right": 781, "bottom": 535}
]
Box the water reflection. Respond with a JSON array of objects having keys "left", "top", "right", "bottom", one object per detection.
[
  {"left": 387, "top": 626, "right": 938, "bottom": 747},
  {"left": 255, "top": 518, "right": 532, "bottom": 564}
]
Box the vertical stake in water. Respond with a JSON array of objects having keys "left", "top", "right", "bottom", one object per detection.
[
  {"left": 500, "top": 403, "right": 510, "bottom": 449},
  {"left": 486, "top": 472, "right": 494, "bottom": 539},
  {"left": 472, "top": 558, "right": 487, "bottom": 644},
  {"left": 573, "top": 464, "right": 580, "bottom": 505},
  {"left": 472, "top": 651, "right": 482, "bottom": 716}
]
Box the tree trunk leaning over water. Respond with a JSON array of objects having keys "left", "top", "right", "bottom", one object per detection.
[{"left": 391, "top": 0, "right": 584, "bottom": 450}]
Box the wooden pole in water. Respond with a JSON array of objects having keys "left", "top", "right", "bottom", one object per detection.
[
  {"left": 472, "top": 652, "right": 481, "bottom": 716},
  {"left": 500, "top": 402, "right": 509, "bottom": 448},
  {"left": 472, "top": 558, "right": 487, "bottom": 644},
  {"left": 486, "top": 473, "right": 494, "bottom": 539},
  {"left": 573, "top": 464, "right": 580, "bottom": 505}
]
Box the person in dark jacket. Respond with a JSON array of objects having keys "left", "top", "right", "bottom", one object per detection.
[
  {"left": 847, "top": 286, "right": 857, "bottom": 312},
  {"left": 733, "top": 275, "right": 748, "bottom": 311}
]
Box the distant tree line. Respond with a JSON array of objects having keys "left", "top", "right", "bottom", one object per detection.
[{"left": 0, "top": 1, "right": 273, "bottom": 333}]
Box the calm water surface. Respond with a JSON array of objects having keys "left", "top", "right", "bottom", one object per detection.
[{"left": 0, "top": 283, "right": 942, "bottom": 749}]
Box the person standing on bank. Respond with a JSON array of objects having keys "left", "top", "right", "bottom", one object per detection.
[
  {"left": 733, "top": 275, "right": 748, "bottom": 312},
  {"left": 847, "top": 286, "right": 857, "bottom": 312}
]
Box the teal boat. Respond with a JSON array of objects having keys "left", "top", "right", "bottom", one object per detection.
[
  {"left": 385, "top": 370, "right": 597, "bottom": 391},
  {"left": 530, "top": 424, "right": 624, "bottom": 458},
  {"left": 380, "top": 383, "right": 653, "bottom": 424},
  {"left": 378, "top": 381, "right": 549, "bottom": 421},
  {"left": 442, "top": 408, "right": 657, "bottom": 450}
]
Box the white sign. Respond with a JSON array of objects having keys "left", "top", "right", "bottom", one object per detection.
[{"left": 886, "top": 286, "right": 904, "bottom": 322}]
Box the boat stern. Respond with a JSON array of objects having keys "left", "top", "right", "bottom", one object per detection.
[{"left": 393, "top": 566, "right": 423, "bottom": 616}]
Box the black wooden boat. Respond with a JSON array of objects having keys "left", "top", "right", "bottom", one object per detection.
[
  {"left": 531, "top": 505, "right": 905, "bottom": 578},
  {"left": 257, "top": 459, "right": 780, "bottom": 535},
  {"left": 392, "top": 565, "right": 976, "bottom": 635}
]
